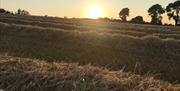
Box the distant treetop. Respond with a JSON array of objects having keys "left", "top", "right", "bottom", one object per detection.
[
  {"left": 166, "top": 0, "right": 180, "bottom": 26},
  {"left": 0, "top": 8, "right": 13, "bottom": 15},
  {"left": 130, "top": 16, "right": 144, "bottom": 24},
  {"left": 16, "top": 9, "right": 30, "bottom": 15},
  {"left": 148, "top": 4, "right": 165, "bottom": 25},
  {"left": 119, "top": 8, "right": 130, "bottom": 22}
]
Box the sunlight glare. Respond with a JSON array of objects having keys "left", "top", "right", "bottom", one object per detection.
[{"left": 88, "top": 6, "right": 102, "bottom": 19}]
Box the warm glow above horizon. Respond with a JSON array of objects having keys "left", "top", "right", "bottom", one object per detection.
[
  {"left": 2, "top": 0, "right": 176, "bottom": 24},
  {"left": 87, "top": 6, "right": 103, "bottom": 19}
]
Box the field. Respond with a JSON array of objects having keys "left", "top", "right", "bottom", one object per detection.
[
  {"left": 0, "top": 55, "right": 179, "bottom": 91},
  {"left": 0, "top": 14, "right": 180, "bottom": 90}
]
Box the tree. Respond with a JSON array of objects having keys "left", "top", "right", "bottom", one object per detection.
[
  {"left": 16, "top": 9, "right": 30, "bottom": 15},
  {"left": 166, "top": 0, "right": 180, "bottom": 26},
  {"left": 130, "top": 16, "right": 144, "bottom": 24},
  {"left": 0, "top": 8, "right": 12, "bottom": 14},
  {"left": 119, "top": 8, "right": 129, "bottom": 22},
  {"left": 0, "top": 8, "right": 6, "bottom": 13},
  {"left": 148, "top": 4, "right": 165, "bottom": 25},
  {"left": 17, "top": 9, "right": 21, "bottom": 15}
]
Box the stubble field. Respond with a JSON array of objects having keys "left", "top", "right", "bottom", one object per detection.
[{"left": 0, "top": 14, "right": 180, "bottom": 90}]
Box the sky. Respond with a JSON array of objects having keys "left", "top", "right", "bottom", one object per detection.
[{"left": 0, "top": 0, "right": 177, "bottom": 24}]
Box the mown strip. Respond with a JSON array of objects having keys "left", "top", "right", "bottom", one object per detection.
[
  {"left": 0, "top": 22, "right": 180, "bottom": 83},
  {"left": 0, "top": 55, "right": 179, "bottom": 91}
]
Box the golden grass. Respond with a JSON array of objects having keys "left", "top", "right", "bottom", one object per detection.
[
  {"left": 0, "top": 15, "right": 180, "bottom": 84},
  {"left": 0, "top": 55, "right": 179, "bottom": 91},
  {"left": 0, "top": 21, "right": 180, "bottom": 83}
]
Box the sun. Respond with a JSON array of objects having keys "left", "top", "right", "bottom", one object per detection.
[{"left": 88, "top": 6, "right": 102, "bottom": 19}]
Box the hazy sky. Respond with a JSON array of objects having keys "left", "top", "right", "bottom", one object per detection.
[{"left": 0, "top": 0, "right": 177, "bottom": 24}]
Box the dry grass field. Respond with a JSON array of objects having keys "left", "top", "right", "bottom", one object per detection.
[
  {"left": 0, "top": 14, "right": 180, "bottom": 90},
  {"left": 0, "top": 55, "right": 179, "bottom": 91}
]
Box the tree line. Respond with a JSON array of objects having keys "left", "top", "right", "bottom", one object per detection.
[
  {"left": 119, "top": 0, "right": 180, "bottom": 26},
  {"left": 0, "top": 8, "right": 30, "bottom": 16},
  {"left": 0, "top": 0, "right": 179, "bottom": 26}
]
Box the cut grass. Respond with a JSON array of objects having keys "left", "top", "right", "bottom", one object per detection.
[
  {"left": 0, "top": 22, "right": 180, "bottom": 83},
  {"left": 0, "top": 55, "right": 179, "bottom": 91}
]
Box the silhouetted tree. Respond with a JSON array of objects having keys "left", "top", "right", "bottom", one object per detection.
[
  {"left": 130, "top": 16, "right": 144, "bottom": 24},
  {"left": 0, "top": 8, "right": 13, "bottom": 14},
  {"left": 148, "top": 4, "right": 165, "bottom": 25},
  {"left": 17, "top": 9, "right": 21, "bottom": 15},
  {"left": 0, "top": 8, "right": 6, "bottom": 13},
  {"left": 16, "top": 9, "right": 30, "bottom": 15},
  {"left": 166, "top": 0, "right": 180, "bottom": 26},
  {"left": 119, "top": 8, "right": 129, "bottom": 22}
]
